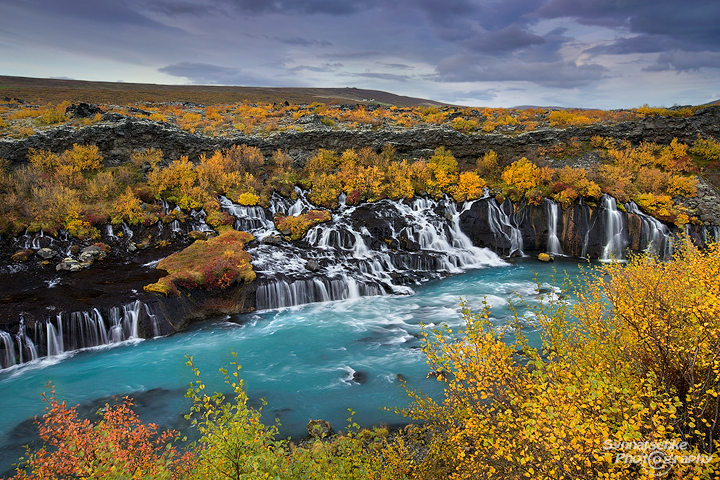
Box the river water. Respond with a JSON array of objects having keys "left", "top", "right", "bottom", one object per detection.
[{"left": 0, "top": 257, "right": 584, "bottom": 473}]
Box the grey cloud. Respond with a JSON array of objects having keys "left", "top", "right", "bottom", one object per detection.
[
  {"left": 0, "top": 0, "right": 164, "bottom": 27},
  {"left": 462, "top": 24, "right": 546, "bottom": 55},
  {"left": 143, "top": 0, "right": 218, "bottom": 17},
  {"left": 539, "top": 0, "right": 720, "bottom": 52},
  {"left": 287, "top": 63, "right": 344, "bottom": 73},
  {"left": 224, "top": 0, "right": 379, "bottom": 15},
  {"left": 276, "top": 37, "right": 333, "bottom": 47},
  {"left": 377, "top": 63, "right": 414, "bottom": 70},
  {"left": 446, "top": 89, "right": 499, "bottom": 102},
  {"left": 158, "top": 62, "right": 270, "bottom": 85},
  {"left": 586, "top": 35, "right": 674, "bottom": 56},
  {"left": 342, "top": 72, "right": 412, "bottom": 82},
  {"left": 323, "top": 51, "right": 383, "bottom": 61},
  {"left": 644, "top": 50, "right": 720, "bottom": 72},
  {"left": 434, "top": 54, "right": 608, "bottom": 88}
]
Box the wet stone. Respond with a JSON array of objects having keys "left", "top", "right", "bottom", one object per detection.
[{"left": 36, "top": 248, "right": 55, "bottom": 260}]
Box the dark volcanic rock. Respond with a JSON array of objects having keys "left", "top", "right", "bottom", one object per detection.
[
  {"left": 2, "top": 106, "right": 719, "bottom": 171},
  {"left": 65, "top": 103, "right": 103, "bottom": 118}
]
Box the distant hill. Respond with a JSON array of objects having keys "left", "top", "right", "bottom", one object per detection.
[{"left": 0, "top": 76, "right": 446, "bottom": 107}]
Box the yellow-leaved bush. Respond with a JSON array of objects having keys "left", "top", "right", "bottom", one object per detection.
[{"left": 399, "top": 238, "right": 720, "bottom": 479}]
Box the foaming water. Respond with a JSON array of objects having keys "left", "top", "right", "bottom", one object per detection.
[{"left": 0, "top": 258, "right": 583, "bottom": 473}]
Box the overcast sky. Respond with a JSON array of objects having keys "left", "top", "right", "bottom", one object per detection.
[{"left": 1, "top": 0, "right": 718, "bottom": 108}]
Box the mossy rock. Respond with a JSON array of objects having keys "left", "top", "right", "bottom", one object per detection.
[{"left": 144, "top": 229, "right": 255, "bottom": 296}]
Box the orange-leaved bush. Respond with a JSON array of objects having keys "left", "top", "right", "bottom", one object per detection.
[{"left": 11, "top": 384, "right": 192, "bottom": 479}]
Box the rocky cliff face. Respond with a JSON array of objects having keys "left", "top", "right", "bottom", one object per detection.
[{"left": 2, "top": 106, "right": 719, "bottom": 168}]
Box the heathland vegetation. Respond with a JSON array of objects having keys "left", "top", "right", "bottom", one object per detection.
[{"left": 0, "top": 132, "right": 715, "bottom": 241}]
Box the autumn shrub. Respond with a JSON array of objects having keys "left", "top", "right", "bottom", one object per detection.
[
  {"left": 547, "top": 109, "right": 591, "bottom": 128},
  {"left": 112, "top": 186, "right": 144, "bottom": 225},
  {"left": 427, "top": 147, "right": 459, "bottom": 196},
  {"left": 401, "top": 239, "right": 720, "bottom": 479},
  {"left": 144, "top": 229, "right": 256, "bottom": 296},
  {"left": 451, "top": 117, "right": 478, "bottom": 133},
  {"left": 476, "top": 150, "right": 499, "bottom": 178},
  {"left": 60, "top": 144, "right": 103, "bottom": 172},
  {"left": 236, "top": 192, "right": 259, "bottom": 206},
  {"left": 11, "top": 384, "right": 192, "bottom": 479},
  {"left": 130, "top": 147, "right": 163, "bottom": 170},
  {"left": 591, "top": 135, "right": 615, "bottom": 150},
  {"left": 690, "top": 136, "right": 720, "bottom": 162},
  {"left": 274, "top": 209, "right": 331, "bottom": 240},
  {"left": 453, "top": 171, "right": 486, "bottom": 202},
  {"left": 184, "top": 355, "right": 400, "bottom": 480},
  {"left": 308, "top": 173, "right": 343, "bottom": 207},
  {"left": 501, "top": 157, "right": 539, "bottom": 192},
  {"left": 666, "top": 175, "right": 698, "bottom": 197},
  {"left": 35, "top": 103, "right": 69, "bottom": 125}
]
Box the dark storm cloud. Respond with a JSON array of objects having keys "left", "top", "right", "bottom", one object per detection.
[
  {"left": 539, "top": 0, "right": 720, "bottom": 70},
  {"left": 158, "top": 62, "right": 271, "bottom": 86},
  {"left": 461, "top": 24, "right": 546, "bottom": 55},
  {"left": 645, "top": 51, "right": 720, "bottom": 72},
  {"left": 435, "top": 54, "right": 608, "bottom": 88}
]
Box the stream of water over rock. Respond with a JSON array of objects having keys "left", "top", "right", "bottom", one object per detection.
[{"left": 0, "top": 258, "right": 584, "bottom": 474}]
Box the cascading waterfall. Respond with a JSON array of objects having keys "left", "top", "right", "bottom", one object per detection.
[
  {"left": 483, "top": 199, "right": 524, "bottom": 257},
  {"left": 0, "top": 300, "right": 149, "bottom": 370},
  {"left": 46, "top": 318, "right": 64, "bottom": 357},
  {"left": 0, "top": 331, "right": 15, "bottom": 369},
  {"left": 219, "top": 195, "right": 275, "bottom": 234},
  {"left": 15, "top": 319, "right": 37, "bottom": 364},
  {"left": 624, "top": 202, "right": 672, "bottom": 260},
  {"left": 232, "top": 194, "right": 506, "bottom": 311},
  {"left": 600, "top": 194, "right": 625, "bottom": 262},
  {"left": 545, "top": 198, "right": 563, "bottom": 256}
]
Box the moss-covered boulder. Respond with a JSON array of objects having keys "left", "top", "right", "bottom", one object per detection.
[
  {"left": 144, "top": 229, "right": 255, "bottom": 296},
  {"left": 273, "top": 210, "right": 331, "bottom": 241}
]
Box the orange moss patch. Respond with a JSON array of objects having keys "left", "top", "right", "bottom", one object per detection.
[
  {"left": 274, "top": 210, "right": 331, "bottom": 240},
  {"left": 144, "top": 229, "right": 255, "bottom": 296}
]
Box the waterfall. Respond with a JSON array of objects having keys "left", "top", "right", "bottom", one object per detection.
[
  {"left": 219, "top": 195, "right": 275, "bottom": 234},
  {"left": 624, "top": 202, "right": 672, "bottom": 260},
  {"left": 15, "top": 319, "right": 37, "bottom": 364},
  {"left": 0, "top": 331, "right": 15, "bottom": 369},
  {"left": 189, "top": 209, "right": 214, "bottom": 232},
  {"left": 0, "top": 299, "right": 156, "bottom": 371},
  {"left": 600, "top": 194, "right": 625, "bottom": 262},
  {"left": 106, "top": 224, "right": 118, "bottom": 240},
  {"left": 121, "top": 222, "right": 134, "bottom": 239},
  {"left": 484, "top": 199, "right": 524, "bottom": 257},
  {"left": 703, "top": 225, "right": 720, "bottom": 245},
  {"left": 238, "top": 194, "right": 505, "bottom": 311},
  {"left": 46, "top": 317, "right": 64, "bottom": 357},
  {"left": 545, "top": 198, "right": 563, "bottom": 256}
]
